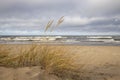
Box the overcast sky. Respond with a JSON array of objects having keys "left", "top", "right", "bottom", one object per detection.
[{"left": 0, "top": 0, "right": 120, "bottom": 35}]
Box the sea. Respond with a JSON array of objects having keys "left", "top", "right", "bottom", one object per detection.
[{"left": 0, "top": 35, "right": 120, "bottom": 46}]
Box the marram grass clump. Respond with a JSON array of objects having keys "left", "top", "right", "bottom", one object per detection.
[{"left": 0, "top": 45, "right": 82, "bottom": 80}]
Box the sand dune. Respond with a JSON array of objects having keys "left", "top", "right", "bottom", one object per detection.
[
  {"left": 0, "top": 45, "right": 120, "bottom": 80},
  {"left": 0, "top": 66, "right": 61, "bottom": 80}
]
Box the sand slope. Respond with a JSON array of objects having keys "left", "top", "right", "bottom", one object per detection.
[
  {"left": 0, "top": 45, "right": 120, "bottom": 80},
  {"left": 0, "top": 66, "right": 60, "bottom": 80}
]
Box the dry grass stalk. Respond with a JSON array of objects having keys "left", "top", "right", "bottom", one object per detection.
[
  {"left": 45, "top": 20, "right": 54, "bottom": 32},
  {"left": 43, "top": 16, "right": 64, "bottom": 32},
  {"left": 50, "top": 16, "right": 64, "bottom": 32},
  {"left": 56, "top": 16, "right": 64, "bottom": 27}
]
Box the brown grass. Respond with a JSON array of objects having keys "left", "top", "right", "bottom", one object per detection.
[
  {"left": 56, "top": 16, "right": 64, "bottom": 27},
  {"left": 50, "top": 16, "right": 64, "bottom": 32},
  {"left": 45, "top": 16, "right": 64, "bottom": 32},
  {"left": 45, "top": 20, "right": 54, "bottom": 32},
  {"left": 0, "top": 45, "right": 11, "bottom": 66},
  {"left": 0, "top": 44, "right": 82, "bottom": 80}
]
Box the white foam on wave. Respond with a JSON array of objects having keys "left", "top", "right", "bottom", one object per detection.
[
  {"left": 88, "top": 38, "right": 114, "bottom": 42},
  {"left": 87, "top": 36, "right": 112, "bottom": 39}
]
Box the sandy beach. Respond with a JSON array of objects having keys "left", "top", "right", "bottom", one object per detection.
[{"left": 0, "top": 44, "right": 120, "bottom": 80}]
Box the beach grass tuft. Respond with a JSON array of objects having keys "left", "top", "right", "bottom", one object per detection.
[{"left": 0, "top": 45, "right": 82, "bottom": 80}]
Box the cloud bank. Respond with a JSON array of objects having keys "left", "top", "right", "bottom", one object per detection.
[{"left": 0, "top": 0, "right": 120, "bottom": 35}]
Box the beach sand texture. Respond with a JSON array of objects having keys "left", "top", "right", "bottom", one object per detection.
[{"left": 0, "top": 44, "right": 120, "bottom": 80}]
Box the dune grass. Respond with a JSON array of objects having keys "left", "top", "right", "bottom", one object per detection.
[
  {"left": 45, "top": 16, "right": 64, "bottom": 32},
  {"left": 0, "top": 44, "right": 82, "bottom": 80},
  {"left": 0, "top": 45, "right": 11, "bottom": 66}
]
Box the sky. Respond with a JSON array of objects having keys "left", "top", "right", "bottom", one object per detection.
[{"left": 0, "top": 0, "right": 120, "bottom": 35}]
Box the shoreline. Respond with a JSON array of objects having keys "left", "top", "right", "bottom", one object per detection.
[{"left": 0, "top": 42, "right": 120, "bottom": 46}]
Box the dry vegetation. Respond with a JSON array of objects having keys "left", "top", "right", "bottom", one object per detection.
[
  {"left": 0, "top": 44, "right": 82, "bottom": 80},
  {"left": 45, "top": 16, "right": 64, "bottom": 32}
]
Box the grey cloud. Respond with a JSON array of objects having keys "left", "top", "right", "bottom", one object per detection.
[
  {"left": 68, "top": 0, "right": 120, "bottom": 17},
  {"left": 0, "top": 0, "right": 120, "bottom": 35},
  {"left": 88, "top": 18, "right": 120, "bottom": 26}
]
